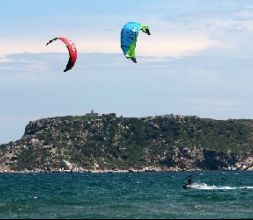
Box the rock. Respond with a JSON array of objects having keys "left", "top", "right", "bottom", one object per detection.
[
  {"left": 247, "top": 166, "right": 253, "bottom": 171},
  {"left": 25, "top": 120, "right": 45, "bottom": 135},
  {"left": 94, "top": 163, "right": 100, "bottom": 169},
  {"left": 128, "top": 168, "right": 136, "bottom": 173},
  {"left": 61, "top": 160, "right": 73, "bottom": 171}
]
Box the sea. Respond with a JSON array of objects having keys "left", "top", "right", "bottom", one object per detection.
[{"left": 0, "top": 171, "right": 252, "bottom": 219}]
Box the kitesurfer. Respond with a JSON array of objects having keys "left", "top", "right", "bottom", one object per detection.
[{"left": 183, "top": 175, "right": 193, "bottom": 189}]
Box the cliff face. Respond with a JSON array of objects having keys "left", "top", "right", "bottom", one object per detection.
[{"left": 0, "top": 114, "right": 253, "bottom": 173}]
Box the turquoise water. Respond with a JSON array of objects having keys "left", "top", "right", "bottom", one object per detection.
[{"left": 0, "top": 171, "right": 252, "bottom": 219}]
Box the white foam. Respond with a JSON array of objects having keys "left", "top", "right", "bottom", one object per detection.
[{"left": 188, "top": 183, "right": 253, "bottom": 190}]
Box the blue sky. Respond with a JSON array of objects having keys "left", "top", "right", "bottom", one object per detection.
[{"left": 1, "top": 0, "right": 253, "bottom": 143}]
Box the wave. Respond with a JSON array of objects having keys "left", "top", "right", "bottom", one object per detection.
[{"left": 188, "top": 183, "right": 253, "bottom": 190}]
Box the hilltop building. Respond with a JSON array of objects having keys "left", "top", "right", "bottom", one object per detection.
[{"left": 86, "top": 110, "right": 99, "bottom": 117}]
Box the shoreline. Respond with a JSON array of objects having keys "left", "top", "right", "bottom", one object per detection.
[{"left": 0, "top": 168, "right": 250, "bottom": 174}]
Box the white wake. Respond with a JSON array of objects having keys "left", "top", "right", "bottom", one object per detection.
[{"left": 188, "top": 183, "right": 253, "bottom": 190}]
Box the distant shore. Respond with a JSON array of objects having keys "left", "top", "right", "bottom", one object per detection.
[{"left": 0, "top": 167, "right": 244, "bottom": 174}]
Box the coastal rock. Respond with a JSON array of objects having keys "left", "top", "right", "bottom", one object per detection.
[
  {"left": 247, "top": 166, "right": 253, "bottom": 171},
  {"left": 25, "top": 120, "right": 46, "bottom": 135},
  {"left": 61, "top": 160, "right": 73, "bottom": 171},
  {"left": 0, "top": 114, "right": 253, "bottom": 172}
]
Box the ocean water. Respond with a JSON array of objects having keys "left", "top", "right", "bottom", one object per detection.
[{"left": 0, "top": 171, "right": 252, "bottom": 219}]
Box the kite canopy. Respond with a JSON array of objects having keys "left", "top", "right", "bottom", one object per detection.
[
  {"left": 121, "top": 22, "right": 151, "bottom": 63},
  {"left": 46, "top": 37, "right": 77, "bottom": 72}
]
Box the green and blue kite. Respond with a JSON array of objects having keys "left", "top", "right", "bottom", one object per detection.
[{"left": 121, "top": 22, "right": 151, "bottom": 63}]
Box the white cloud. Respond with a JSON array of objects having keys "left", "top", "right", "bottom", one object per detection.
[
  {"left": 0, "top": 54, "right": 50, "bottom": 74},
  {"left": 137, "top": 33, "right": 222, "bottom": 58},
  {"left": 0, "top": 31, "right": 222, "bottom": 60}
]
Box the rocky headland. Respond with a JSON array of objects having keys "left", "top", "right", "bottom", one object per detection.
[{"left": 0, "top": 114, "right": 253, "bottom": 173}]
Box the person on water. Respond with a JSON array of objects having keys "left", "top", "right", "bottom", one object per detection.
[
  {"left": 183, "top": 175, "right": 193, "bottom": 189},
  {"left": 187, "top": 175, "right": 192, "bottom": 186}
]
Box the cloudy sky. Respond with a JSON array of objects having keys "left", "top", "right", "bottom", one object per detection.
[{"left": 1, "top": 0, "right": 253, "bottom": 143}]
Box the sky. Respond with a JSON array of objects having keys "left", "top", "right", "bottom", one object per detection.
[{"left": 1, "top": 0, "right": 253, "bottom": 143}]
